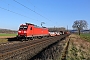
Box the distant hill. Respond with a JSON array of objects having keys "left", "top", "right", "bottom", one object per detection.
[
  {"left": 0, "top": 28, "right": 17, "bottom": 34},
  {"left": 69, "top": 30, "right": 90, "bottom": 33}
]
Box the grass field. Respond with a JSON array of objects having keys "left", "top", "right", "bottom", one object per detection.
[
  {"left": 80, "top": 33, "right": 90, "bottom": 42},
  {"left": 0, "top": 33, "right": 17, "bottom": 36},
  {"left": 0, "top": 33, "right": 17, "bottom": 43},
  {"left": 67, "top": 34, "right": 90, "bottom": 60}
]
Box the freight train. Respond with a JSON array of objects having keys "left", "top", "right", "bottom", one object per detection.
[
  {"left": 17, "top": 23, "right": 70, "bottom": 41},
  {"left": 17, "top": 23, "right": 49, "bottom": 41}
]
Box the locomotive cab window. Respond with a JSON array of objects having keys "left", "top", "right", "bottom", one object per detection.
[
  {"left": 30, "top": 27, "right": 32, "bottom": 30},
  {"left": 19, "top": 26, "right": 28, "bottom": 30},
  {"left": 19, "top": 26, "right": 23, "bottom": 30}
]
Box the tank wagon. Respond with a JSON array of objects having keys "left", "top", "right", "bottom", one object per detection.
[{"left": 17, "top": 23, "right": 49, "bottom": 41}]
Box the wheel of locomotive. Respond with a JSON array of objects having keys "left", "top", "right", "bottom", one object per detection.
[{"left": 30, "top": 37, "right": 34, "bottom": 40}]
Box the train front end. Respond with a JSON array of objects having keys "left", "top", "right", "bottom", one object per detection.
[{"left": 17, "top": 24, "right": 28, "bottom": 40}]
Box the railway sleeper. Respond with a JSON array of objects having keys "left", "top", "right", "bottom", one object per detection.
[{"left": 0, "top": 35, "right": 69, "bottom": 60}]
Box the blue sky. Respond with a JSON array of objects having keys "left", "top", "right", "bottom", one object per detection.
[{"left": 0, "top": 0, "right": 90, "bottom": 30}]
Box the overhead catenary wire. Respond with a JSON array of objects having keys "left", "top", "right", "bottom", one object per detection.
[
  {"left": 13, "top": 0, "right": 53, "bottom": 22},
  {"left": 27, "top": 0, "right": 47, "bottom": 17},
  {"left": 0, "top": 6, "right": 39, "bottom": 21},
  {"left": 1, "top": 0, "right": 59, "bottom": 27},
  {"left": 26, "top": 0, "right": 59, "bottom": 27},
  {"left": 0, "top": 0, "right": 41, "bottom": 22},
  {"left": 27, "top": 0, "right": 49, "bottom": 20}
]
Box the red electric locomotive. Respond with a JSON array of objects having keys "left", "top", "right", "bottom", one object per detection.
[{"left": 17, "top": 23, "right": 49, "bottom": 41}]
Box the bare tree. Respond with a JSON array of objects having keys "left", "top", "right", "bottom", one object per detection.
[{"left": 72, "top": 20, "right": 88, "bottom": 35}]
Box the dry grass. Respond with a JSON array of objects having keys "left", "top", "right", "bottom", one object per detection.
[
  {"left": 67, "top": 34, "right": 90, "bottom": 60},
  {"left": 0, "top": 38, "right": 8, "bottom": 44},
  {"left": 0, "top": 36, "right": 15, "bottom": 44}
]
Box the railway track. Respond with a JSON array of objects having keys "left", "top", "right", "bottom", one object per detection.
[{"left": 0, "top": 34, "right": 69, "bottom": 60}]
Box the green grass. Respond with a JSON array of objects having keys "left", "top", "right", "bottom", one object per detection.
[
  {"left": 80, "top": 33, "right": 90, "bottom": 42},
  {"left": 0, "top": 33, "right": 17, "bottom": 36}
]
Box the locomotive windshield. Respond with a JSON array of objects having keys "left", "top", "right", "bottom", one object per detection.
[{"left": 19, "top": 25, "right": 28, "bottom": 30}]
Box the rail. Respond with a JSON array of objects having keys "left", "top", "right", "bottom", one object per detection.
[{"left": 0, "top": 34, "right": 69, "bottom": 60}]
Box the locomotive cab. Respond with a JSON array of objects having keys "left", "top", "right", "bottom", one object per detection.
[
  {"left": 18, "top": 25, "right": 28, "bottom": 37},
  {"left": 17, "top": 23, "right": 34, "bottom": 40}
]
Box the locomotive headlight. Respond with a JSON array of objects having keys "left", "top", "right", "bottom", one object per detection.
[
  {"left": 18, "top": 31, "right": 21, "bottom": 33},
  {"left": 24, "top": 31, "right": 27, "bottom": 33}
]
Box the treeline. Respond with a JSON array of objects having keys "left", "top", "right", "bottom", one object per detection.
[
  {"left": 0, "top": 29, "right": 17, "bottom": 34},
  {"left": 48, "top": 27, "right": 66, "bottom": 32}
]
